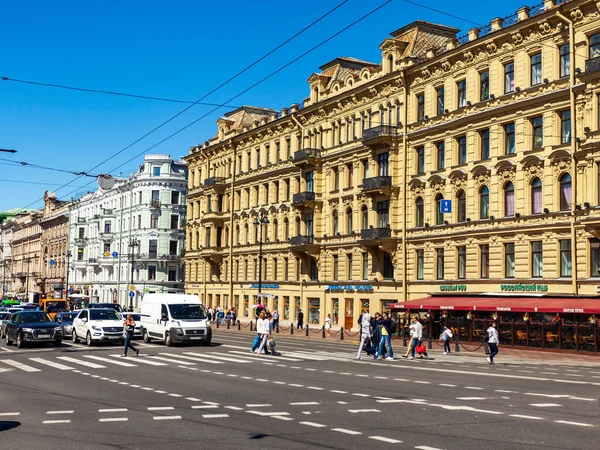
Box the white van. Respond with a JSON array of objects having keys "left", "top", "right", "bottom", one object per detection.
[{"left": 139, "top": 294, "right": 211, "bottom": 346}]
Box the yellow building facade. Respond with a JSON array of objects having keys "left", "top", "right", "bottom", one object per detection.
[{"left": 185, "top": 0, "right": 600, "bottom": 329}]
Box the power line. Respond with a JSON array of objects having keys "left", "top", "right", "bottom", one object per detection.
[
  {"left": 13, "top": 0, "right": 350, "bottom": 212},
  {"left": 402, "top": 0, "right": 479, "bottom": 26},
  {"left": 0, "top": 157, "right": 99, "bottom": 177},
  {"left": 0, "top": 178, "right": 87, "bottom": 188},
  {"left": 1, "top": 76, "right": 243, "bottom": 109}
]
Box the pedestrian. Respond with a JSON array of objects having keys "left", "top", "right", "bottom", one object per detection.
[
  {"left": 255, "top": 310, "right": 271, "bottom": 356},
  {"left": 375, "top": 312, "right": 394, "bottom": 360},
  {"left": 356, "top": 312, "right": 372, "bottom": 360},
  {"left": 401, "top": 320, "right": 415, "bottom": 358},
  {"left": 272, "top": 310, "right": 279, "bottom": 330},
  {"left": 297, "top": 309, "right": 304, "bottom": 329},
  {"left": 371, "top": 313, "right": 384, "bottom": 358},
  {"left": 486, "top": 321, "right": 499, "bottom": 365},
  {"left": 409, "top": 315, "right": 423, "bottom": 360},
  {"left": 121, "top": 314, "right": 139, "bottom": 357},
  {"left": 440, "top": 325, "right": 453, "bottom": 354},
  {"left": 324, "top": 313, "right": 332, "bottom": 332}
]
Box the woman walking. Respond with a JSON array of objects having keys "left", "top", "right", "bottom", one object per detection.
[
  {"left": 122, "top": 314, "right": 139, "bottom": 357},
  {"left": 255, "top": 310, "right": 271, "bottom": 356},
  {"left": 440, "top": 325, "right": 453, "bottom": 355},
  {"left": 325, "top": 314, "right": 332, "bottom": 332},
  {"left": 486, "top": 321, "right": 499, "bottom": 365}
]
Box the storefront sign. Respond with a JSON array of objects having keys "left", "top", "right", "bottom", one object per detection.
[
  {"left": 248, "top": 284, "right": 280, "bottom": 289},
  {"left": 325, "top": 285, "right": 373, "bottom": 293},
  {"left": 439, "top": 285, "right": 467, "bottom": 292},
  {"left": 500, "top": 284, "right": 548, "bottom": 292}
]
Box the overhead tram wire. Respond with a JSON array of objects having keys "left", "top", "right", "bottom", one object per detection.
[
  {"left": 12, "top": 0, "right": 350, "bottom": 212},
  {"left": 0, "top": 178, "right": 87, "bottom": 188},
  {"left": 0, "top": 157, "right": 100, "bottom": 177}
]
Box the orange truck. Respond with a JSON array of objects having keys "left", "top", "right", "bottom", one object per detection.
[{"left": 39, "top": 298, "right": 70, "bottom": 319}]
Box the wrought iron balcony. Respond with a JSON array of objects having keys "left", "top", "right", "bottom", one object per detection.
[
  {"left": 290, "top": 235, "right": 314, "bottom": 246},
  {"left": 362, "top": 126, "right": 401, "bottom": 146},
  {"left": 101, "top": 208, "right": 115, "bottom": 216},
  {"left": 88, "top": 258, "right": 98, "bottom": 264},
  {"left": 360, "top": 227, "right": 392, "bottom": 241},
  {"left": 585, "top": 56, "right": 600, "bottom": 74},
  {"left": 292, "top": 191, "right": 316, "bottom": 207},
  {"left": 150, "top": 200, "right": 161, "bottom": 209},
  {"left": 362, "top": 176, "right": 392, "bottom": 195},
  {"left": 292, "top": 148, "right": 320, "bottom": 167},
  {"left": 204, "top": 176, "right": 226, "bottom": 187},
  {"left": 15, "top": 272, "right": 26, "bottom": 278}
]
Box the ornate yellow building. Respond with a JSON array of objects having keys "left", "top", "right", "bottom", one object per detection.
[{"left": 184, "top": 0, "right": 600, "bottom": 329}]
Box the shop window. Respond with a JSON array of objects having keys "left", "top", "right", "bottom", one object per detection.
[{"left": 308, "top": 298, "right": 320, "bottom": 324}]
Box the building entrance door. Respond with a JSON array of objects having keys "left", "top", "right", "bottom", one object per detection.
[{"left": 344, "top": 298, "right": 354, "bottom": 330}]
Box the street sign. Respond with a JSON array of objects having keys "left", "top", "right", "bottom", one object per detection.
[
  {"left": 104, "top": 251, "right": 110, "bottom": 257},
  {"left": 112, "top": 251, "right": 118, "bottom": 258},
  {"left": 440, "top": 199, "right": 452, "bottom": 213},
  {"left": 49, "top": 259, "right": 55, "bottom": 266},
  {"left": 129, "top": 291, "right": 135, "bottom": 298},
  {"left": 129, "top": 285, "right": 135, "bottom": 291}
]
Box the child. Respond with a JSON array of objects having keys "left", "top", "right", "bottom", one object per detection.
[{"left": 268, "top": 337, "right": 280, "bottom": 356}]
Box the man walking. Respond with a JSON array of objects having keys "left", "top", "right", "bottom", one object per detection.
[
  {"left": 356, "top": 312, "right": 371, "bottom": 360},
  {"left": 297, "top": 309, "right": 304, "bottom": 329},
  {"left": 375, "top": 312, "right": 393, "bottom": 360},
  {"left": 272, "top": 310, "right": 279, "bottom": 331},
  {"left": 409, "top": 315, "right": 422, "bottom": 360},
  {"left": 486, "top": 321, "right": 499, "bottom": 364}
]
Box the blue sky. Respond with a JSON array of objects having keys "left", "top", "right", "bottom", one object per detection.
[{"left": 0, "top": 0, "right": 529, "bottom": 211}]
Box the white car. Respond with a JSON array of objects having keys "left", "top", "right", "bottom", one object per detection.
[{"left": 72, "top": 308, "right": 125, "bottom": 346}]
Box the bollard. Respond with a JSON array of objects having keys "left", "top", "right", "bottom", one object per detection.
[
  {"left": 276, "top": 323, "right": 279, "bottom": 334},
  {"left": 340, "top": 327, "right": 344, "bottom": 340},
  {"left": 250, "top": 321, "right": 253, "bottom": 332},
  {"left": 216, "top": 319, "right": 219, "bottom": 329},
  {"left": 290, "top": 325, "right": 294, "bottom": 335},
  {"left": 428, "top": 335, "right": 432, "bottom": 350},
  {"left": 402, "top": 331, "right": 407, "bottom": 347},
  {"left": 227, "top": 320, "right": 230, "bottom": 330},
  {"left": 237, "top": 320, "right": 241, "bottom": 330},
  {"left": 454, "top": 336, "right": 460, "bottom": 352},
  {"left": 322, "top": 326, "right": 325, "bottom": 338},
  {"left": 305, "top": 324, "right": 309, "bottom": 337}
]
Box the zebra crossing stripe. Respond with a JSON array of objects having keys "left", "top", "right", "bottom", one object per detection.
[
  {"left": 29, "top": 358, "right": 73, "bottom": 371},
  {"left": 57, "top": 356, "right": 106, "bottom": 369},
  {"left": 83, "top": 355, "right": 137, "bottom": 367},
  {"left": 157, "top": 353, "right": 224, "bottom": 365},
  {"left": 109, "top": 355, "right": 168, "bottom": 366},
  {"left": 1, "top": 359, "right": 41, "bottom": 372},
  {"left": 182, "top": 352, "right": 249, "bottom": 364}
]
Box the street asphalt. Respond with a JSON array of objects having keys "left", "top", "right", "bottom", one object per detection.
[{"left": 1, "top": 329, "right": 599, "bottom": 450}]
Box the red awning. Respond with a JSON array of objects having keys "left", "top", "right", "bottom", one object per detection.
[{"left": 388, "top": 296, "right": 600, "bottom": 314}]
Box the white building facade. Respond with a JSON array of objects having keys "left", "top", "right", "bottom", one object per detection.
[{"left": 67, "top": 154, "right": 187, "bottom": 307}]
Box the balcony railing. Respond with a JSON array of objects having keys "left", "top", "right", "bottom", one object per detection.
[
  {"left": 585, "top": 56, "right": 600, "bottom": 74},
  {"left": 360, "top": 227, "right": 392, "bottom": 240},
  {"left": 204, "top": 177, "right": 226, "bottom": 187},
  {"left": 88, "top": 258, "right": 98, "bottom": 264},
  {"left": 15, "top": 272, "right": 26, "bottom": 278},
  {"left": 101, "top": 208, "right": 115, "bottom": 215},
  {"left": 292, "top": 191, "right": 316, "bottom": 205},
  {"left": 362, "top": 125, "right": 401, "bottom": 141},
  {"left": 150, "top": 200, "right": 161, "bottom": 209},
  {"left": 290, "top": 235, "right": 315, "bottom": 246},
  {"left": 362, "top": 176, "right": 392, "bottom": 191},
  {"left": 293, "top": 148, "right": 320, "bottom": 162}
]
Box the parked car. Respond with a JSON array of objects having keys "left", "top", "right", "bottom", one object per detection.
[
  {"left": 0, "top": 312, "right": 11, "bottom": 338},
  {"left": 20, "top": 303, "right": 39, "bottom": 310},
  {"left": 53, "top": 311, "right": 79, "bottom": 339},
  {"left": 89, "top": 302, "right": 125, "bottom": 313},
  {"left": 119, "top": 312, "right": 142, "bottom": 338},
  {"left": 72, "top": 308, "right": 124, "bottom": 346},
  {"left": 4, "top": 311, "right": 62, "bottom": 348}
]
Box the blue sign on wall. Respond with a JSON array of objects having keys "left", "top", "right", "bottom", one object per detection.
[
  {"left": 440, "top": 199, "right": 452, "bottom": 213},
  {"left": 112, "top": 251, "right": 119, "bottom": 258},
  {"left": 49, "top": 259, "right": 56, "bottom": 266}
]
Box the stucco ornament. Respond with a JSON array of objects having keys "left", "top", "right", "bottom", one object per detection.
[
  {"left": 486, "top": 42, "right": 497, "bottom": 54},
  {"left": 512, "top": 32, "right": 523, "bottom": 46}
]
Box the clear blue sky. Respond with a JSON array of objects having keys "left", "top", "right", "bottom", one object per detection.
[{"left": 0, "top": 0, "right": 528, "bottom": 211}]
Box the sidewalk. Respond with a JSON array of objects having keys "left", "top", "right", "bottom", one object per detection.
[{"left": 214, "top": 319, "right": 600, "bottom": 367}]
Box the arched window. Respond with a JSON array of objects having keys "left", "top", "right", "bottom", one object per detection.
[
  {"left": 531, "top": 177, "right": 542, "bottom": 214},
  {"left": 415, "top": 197, "right": 424, "bottom": 227},
  {"left": 273, "top": 219, "right": 278, "bottom": 241},
  {"left": 236, "top": 226, "right": 240, "bottom": 245},
  {"left": 457, "top": 190, "right": 466, "bottom": 222},
  {"left": 361, "top": 205, "right": 369, "bottom": 230},
  {"left": 283, "top": 218, "right": 289, "bottom": 241},
  {"left": 332, "top": 210, "right": 339, "bottom": 235},
  {"left": 559, "top": 173, "right": 571, "bottom": 211},
  {"left": 379, "top": 108, "right": 385, "bottom": 126},
  {"left": 435, "top": 194, "right": 444, "bottom": 225},
  {"left": 504, "top": 182, "right": 515, "bottom": 217},
  {"left": 295, "top": 217, "right": 301, "bottom": 235},
  {"left": 244, "top": 224, "right": 249, "bottom": 244},
  {"left": 479, "top": 186, "right": 489, "bottom": 219},
  {"left": 224, "top": 227, "right": 229, "bottom": 247},
  {"left": 387, "top": 54, "right": 394, "bottom": 73},
  {"left": 346, "top": 208, "right": 353, "bottom": 234}
]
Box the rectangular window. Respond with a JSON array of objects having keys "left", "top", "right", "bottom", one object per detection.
[
  {"left": 559, "top": 44, "right": 570, "bottom": 78},
  {"left": 150, "top": 215, "right": 158, "bottom": 228},
  {"left": 151, "top": 190, "right": 159, "bottom": 203},
  {"left": 505, "top": 123, "right": 515, "bottom": 155},
  {"left": 283, "top": 257, "right": 289, "bottom": 281},
  {"left": 591, "top": 239, "right": 600, "bottom": 277},
  {"left": 305, "top": 171, "right": 314, "bottom": 192},
  {"left": 378, "top": 152, "right": 389, "bottom": 177},
  {"left": 148, "top": 240, "right": 158, "bottom": 259},
  {"left": 436, "top": 86, "right": 444, "bottom": 115},
  {"left": 531, "top": 116, "right": 543, "bottom": 149},
  {"left": 77, "top": 247, "right": 84, "bottom": 261},
  {"left": 480, "top": 244, "right": 489, "bottom": 278},
  {"left": 417, "top": 93, "right": 425, "bottom": 121},
  {"left": 169, "top": 240, "right": 178, "bottom": 256},
  {"left": 480, "top": 70, "right": 489, "bottom": 101},
  {"left": 377, "top": 200, "right": 390, "bottom": 228},
  {"left": 148, "top": 265, "right": 156, "bottom": 280},
  {"left": 153, "top": 167, "right": 161, "bottom": 176},
  {"left": 256, "top": 147, "right": 261, "bottom": 168},
  {"left": 560, "top": 110, "right": 571, "bottom": 144},
  {"left": 104, "top": 221, "right": 111, "bottom": 233},
  {"left": 457, "top": 135, "right": 467, "bottom": 165},
  {"left": 504, "top": 62, "right": 515, "bottom": 93},
  {"left": 457, "top": 79, "right": 467, "bottom": 108},
  {"left": 457, "top": 246, "right": 466, "bottom": 279},
  {"left": 307, "top": 299, "right": 320, "bottom": 324},
  {"left": 275, "top": 141, "right": 280, "bottom": 162},
  {"left": 333, "top": 168, "right": 339, "bottom": 191},
  {"left": 171, "top": 191, "right": 180, "bottom": 204},
  {"left": 78, "top": 227, "right": 85, "bottom": 239},
  {"left": 347, "top": 254, "right": 353, "bottom": 281},
  {"left": 436, "top": 141, "right": 445, "bottom": 170},
  {"left": 170, "top": 215, "right": 179, "bottom": 230},
  {"left": 362, "top": 252, "right": 369, "bottom": 280},
  {"left": 333, "top": 255, "right": 339, "bottom": 281},
  {"left": 168, "top": 269, "right": 177, "bottom": 282},
  {"left": 416, "top": 146, "right": 425, "bottom": 174},
  {"left": 436, "top": 248, "right": 444, "bottom": 280},
  {"left": 590, "top": 33, "right": 600, "bottom": 59},
  {"left": 480, "top": 129, "right": 490, "bottom": 160},
  {"left": 416, "top": 249, "right": 424, "bottom": 280},
  {"left": 362, "top": 159, "right": 369, "bottom": 179},
  {"left": 560, "top": 239, "right": 572, "bottom": 277},
  {"left": 504, "top": 243, "right": 515, "bottom": 278},
  {"left": 531, "top": 241, "right": 543, "bottom": 278},
  {"left": 103, "top": 242, "right": 111, "bottom": 254},
  {"left": 530, "top": 53, "right": 542, "bottom": 86}
]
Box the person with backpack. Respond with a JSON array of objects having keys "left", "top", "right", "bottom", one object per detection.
[
  {"left": 440, "top": 325, "right": 453, "bottom": 354},
  {"left": 356, "top": 312, "right": 372, "bottom": 360},
  {"left": 374, "top": 312, "right": 394, "bottom": 360}
]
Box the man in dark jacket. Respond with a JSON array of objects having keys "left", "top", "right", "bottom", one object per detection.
[
  {"left": 374, "top": 312, "right": 394, "bottom": 360},
  {"left": 297, "top": 309, "right": 304, "bottom": 329}
]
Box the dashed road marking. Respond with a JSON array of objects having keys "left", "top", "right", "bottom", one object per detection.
[
  {"left": 247, "top": 411, "right": 290, "bottom": 417},
  {"left": 99, "top": 417, "right": 128, "bottom": 422},
  {"left": 147, "top": 407, "right": 174, "bottom": 411},
  {"left": 299, "top": 421, "right": 327, "bottom": 428},
  {"left": 0, "top": 412, "right": 20, "bottom": 416},
  {"left": 153, "top": 416, "right": 182, "bottom": 421},
  {"left": 202, "top": 414, "right": 229, "bottom": 418},
  {"left": 191, "top": 405, "right": 219, "bottom": 409},
  {"left": 348, "top": 409, "right": 380, "bottom": 413},
  {"left": 43, "top": 420, "right": 71, "bottom": 424},
  {"left": 46, "top": 410, "right": 74, "bottom": 415},
  {"left": 290, "top": 402, "right": 320, "bottom": 406},
  {"left": 56, "top": 356, "right": 105, "bottom": 369},
  {"left": 529, "top": 403, "right": 562, "bottom": 408},
  {"left": 510, "top": 414, "right": 544, "bottom": 420},
  {"left": 246, "top": 403, "right": 272, "bottom": 408},
  {"left": 554, "top": 420, "right": 595, "bottom": 427},
  {"left": 99, "top": 408, "right": 128, "bottom": 413},
  {"left": 369, "top": 436, "right": 402, "bottom": 444},
  {"left": 332, "top": 428, "right": 362, "bottom": 435}
]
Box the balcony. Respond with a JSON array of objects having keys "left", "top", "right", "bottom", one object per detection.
[
  {"left": 101, "top": 208, "right": 115, "bottom": 216},
  {"left": 361, "top": 176, "right": 392, "bottom": 195},
  {"left": 360, "top": 227, "right": 393, "bottom": 250},
  {"left": 585, "top": 56, "right": 600, "bottom": 74},
  {"left": 292, "top": 191, "right": 317, "bottom": 208},
  {"left": 74, "top": 237, "right": 87, "bottom": 245},
  {"left": 88, "top": 258, "right": 99, "bottom": 265},
  {"left": 203, "top": 177, "right": 227, "bottom": 193},
  {"left": 201, "top": 209, "right": 227, "bottom": 225},
  {"left": 99, "top": 231, "right": 114, "bottom": 241},
  {"left": 201, "top": 246, "right": 224, "bottom": 263},
  {"left": 290, "top": 235, "right": 319, "bottom": 254},
  {"left": 150, "top": 200, "right": 161, "bottom": 210},
  {"left": 292, "top": 148, "right": 320, "bottom": 168},
  {"left": 159, "top": 254, "right": 183, "bottom": 260},
  {"left": 15, "top": 272, "right": 26, "bottom": 278},
  {"left": 362, "top": 125, "right": 401, "bottom": 147}
]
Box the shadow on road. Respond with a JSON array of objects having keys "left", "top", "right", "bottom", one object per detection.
[{"left": 0, "top": 421, "right": 20, "bottom": 432}]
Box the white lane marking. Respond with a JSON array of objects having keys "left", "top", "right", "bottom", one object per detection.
[
  {"left": 429, "top": 403, "right": 503, "bottom": 415},
  {"left": 0, "top": 412, "right": 20, "bottom": 416},
  {"left": 272, "top": 381, "right": 285, "bottom": 384},
  {"left": 0, "top": 346, "right": 14, "bottom": 352},
  {"left": 83, "top": 355, "right": 137, "bottom": 367},
  {"left": 464, "top": 386, "right": 484, "bottom": 390},
  {"left": 56, "top": 356, "right": 105, "bottom": 369},
  {"left": 510, "top": 414, "right": 544, "bottom": 420},
  {"left": 348, "top": 409, "right": 380, "bottom": 413},
  {"left": 414, "top": 381, "right": 431, "bottom": 384},
  {"left": 494, "top": 390, "right": 517, "bottom": 393},
  {"left": 332, "top": 428, "right": 362, "bottom": 435},
  {"left": 307, "top": 386, "right": 324, "bottom": 391},
  {"left": 203, "top": 414, "right": 229, "bottom": 418},
  {"left": 204, "top": 402, "right": 220, "bottom": 405},
  {"left": 524, "top": 393, "right": 595, "bottom": 402},
  {"left": 191, "top": 405, "right": 218, "bottom": 409},
  {"left": 299, "top": 421, "right": 327, "bottom": 428},
  {"left": 99, "top": 408, "right": 128, "bottom": 413},
  {"left": 247, "top": 411, "right": 290, "bottom": 417},
  {"left": 377, "top": 399, "right": 427, "bottom": 404},
  {"left": 369, "top": 436, "right": 402, "bottom": 444},
  {"left": 147, "top": 407, "right": 174, "bottom": 411},
  {"left": 2, "top": 359, "right": 41, "bottom": 372},
  {"left": 456, "top": 397, "right": 488, "bottom": 401},
  {"left": 255, "top": 378, "right": 269, "bottom": 382},
  {"left": 186, "top": 397, "right": 202, "bottom": 402},
  {"left": 290, "top": 402, "right": 320, "bottom": 406},
  {"left": 415, "top": 446, "right": 444, "bottom": 450},
  {"left": 554, "top": 420, "right": 595, "bottom": 427},
  {"left": 288, "top": 384, "right": 304, "bottom": 388},
  {"left": 374, "top": 376, "right": 388, "bottom": 380},
  {"left": 43, "top": 420, "right": 71, "bottom": 424},
  {"left": 439, "top": 384, "right": 456, "bottom": 387},
  {"left": 153, "top": 416, "right": 181, "bottom": 420},
  {"left": 46, "top": 410, "right": 74, "bottom": 415},
  {"left": 109, "top": 355, "right": 167, "bottom": 366},
  {"left": 529, "top": 403, "right": 562, "bottom": 407},
  {"left": 99, "top": 417, "right": 128, "bottom": 422},
  {"left": 148, "top": 356, "right": 195, "bottom": 365},
  {"left": 29, "top": 358, "right": 74, "bottom": 372},
  {"left": 227, "top": 374, "right": 239, "bottom": 378},
  {"left": 273, "top": 416, "right": 294, "bottom": 421},
  {"left": 330, "top": 390, "right": 347, "bottom": 394},
  {"left": 224, "top": 406, "right": 244, "bottom": 411},
  {"left": 159, "top": 353, "right": 224, "bottom": 365},
  {"left": 246, "top": 403, "right": 272, "bottom": 408},
  {"left": 352, "top": 393, "right": 370, "bottom": 397},
  {"left": 142, "top": 387, "right": 154, "bottom": 391},
  {"left": 168, "top": 394, "right": 183, "bottom": 398},
  {"left": 355, "top": 374, "right": 368, "bottom": 377}
]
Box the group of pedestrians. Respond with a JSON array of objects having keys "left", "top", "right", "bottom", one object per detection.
[
  {"left": 251, "top": 309, "right": 281, "bottom": 355},
  {"left": 207, "top": 307, "right": 237, "bottom": 325}
]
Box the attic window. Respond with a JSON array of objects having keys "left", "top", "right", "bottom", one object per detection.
[
  {"left": 313, "top": 87, "right": 319, "bottom": 103},
  {"left": 387, "top": 55, "right": 394, "bottom": 73}
]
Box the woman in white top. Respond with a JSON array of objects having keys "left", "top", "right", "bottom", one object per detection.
[
  {"left": 486, "top": 321, "right": 499, "bottom": 365},
  {"left": 255, "top": 311, "right": 271, "bottom": 356},
  {"left": 402, "top": 322, "right": 415, "bottom": 358},
  {"left": 325, "top": 314, "right": 332, "bottom": 331}
]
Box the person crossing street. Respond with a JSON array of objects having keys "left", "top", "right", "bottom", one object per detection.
[{"left": 121, "top": 314, "right": 139, "bottom": 357}]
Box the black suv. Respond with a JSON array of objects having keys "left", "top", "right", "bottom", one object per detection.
[{"left": 5, "top": 311, "right": 62, "bottom": 348}]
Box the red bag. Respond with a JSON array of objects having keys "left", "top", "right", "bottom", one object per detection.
[{"left": 415, "top": 345, "right": 427, "bottom": 354}]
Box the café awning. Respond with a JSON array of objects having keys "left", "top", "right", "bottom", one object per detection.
[{"left": 388, "top": 296, "right": 600, "bottom": 314}]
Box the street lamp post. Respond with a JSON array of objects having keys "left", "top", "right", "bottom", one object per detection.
[
  {"left": 129, "top": 239, "right": 138, "bottom": 310},
  {"left": 252, "top": 213, "right": 269, "bottom": 296},
  {"left": 65, "top": 250, "right": 72, "bottom": 300}
]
